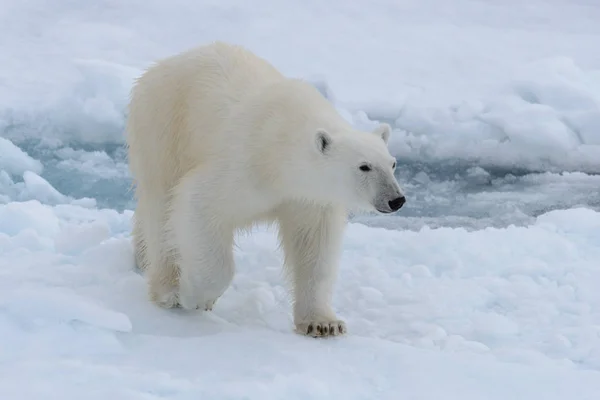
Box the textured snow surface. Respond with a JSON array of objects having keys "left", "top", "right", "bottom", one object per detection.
[
  {"left": 1, "top": 202, "right": 600, "bottom": 398},
  {"left": 1, "top": 0, "right": 600, "bottom": 398}
]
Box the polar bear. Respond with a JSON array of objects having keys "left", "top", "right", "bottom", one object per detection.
[{"left": 126, "top": 41, "right": 405, "bottom": 337}]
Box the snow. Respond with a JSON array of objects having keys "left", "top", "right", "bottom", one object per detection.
[
  {"left": 1, "top": 201, "right": 600, "bottom": 398},
  {"left": 3, "top": 0, "right": 600, "bottom": 173},
  {"left": 1, "top": 0, "right": 600, "bottom": 398},
  {"left": 388, "top": 57, "right": 600, "bottom": 173}
]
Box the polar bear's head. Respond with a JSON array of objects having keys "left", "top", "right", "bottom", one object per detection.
[{"left": 308, "top": 122, "right": 405, "bottom": 214}]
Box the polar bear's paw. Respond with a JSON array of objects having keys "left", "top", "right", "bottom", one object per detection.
[
  {"left": 295, "top": 320, "right": 347, "bottom": 338},
  {"left": 150, "top": 286, "right": 180, "bottom": 309},
  {"left": 178, "top": 287, "right": 220, "bottom": 312},
  {"left": 203, "top": 298, "right": 218, "bottom": 311}
]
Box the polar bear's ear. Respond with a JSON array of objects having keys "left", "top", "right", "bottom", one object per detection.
[
  {"left": 315, "top": 128, "right": 332, "bottom": 154},
  {"left": 372, "top": 123, "right": 391, "bottom": 144}
]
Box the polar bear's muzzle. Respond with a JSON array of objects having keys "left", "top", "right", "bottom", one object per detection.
[{"left": 372, "top": 169, "right": 406, "bottom": 214}]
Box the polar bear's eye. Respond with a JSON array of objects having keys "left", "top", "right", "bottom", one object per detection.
[
  {"left": 392, "top": 162, "right": 396, "bottom": 169},
  {"left": 359, "top": 164, "right": 372, "bottom": 172}
]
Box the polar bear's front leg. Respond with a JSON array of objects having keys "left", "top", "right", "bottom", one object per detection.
[
  {"left": 277, "top": 202, "right": 348, "bottom": 337},
  {"left": 167, "top": 172, "right": 236, "bottom": 311}
]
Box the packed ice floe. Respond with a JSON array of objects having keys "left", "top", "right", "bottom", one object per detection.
[{"left": 1, "top": 197, "right": 600, "bottom": 398}]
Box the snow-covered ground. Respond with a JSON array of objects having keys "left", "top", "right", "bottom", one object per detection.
[{"left": 1, "top": 0, "right": 600, "bottom": 398}]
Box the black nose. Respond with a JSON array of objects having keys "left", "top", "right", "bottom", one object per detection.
[{"left": 388, "top": 196, "right": 406, "bottom": 211}]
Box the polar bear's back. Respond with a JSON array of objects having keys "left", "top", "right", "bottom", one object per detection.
[{"left": 126, "top": 41, "right": 285, "bottom": 193}]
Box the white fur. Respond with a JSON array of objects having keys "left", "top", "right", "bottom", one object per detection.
[{"left": 126, "top": 41, "right": 404, "bottom": 337}]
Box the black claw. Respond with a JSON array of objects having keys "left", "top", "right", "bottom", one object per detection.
[
  {"left": 307, "top": 324, "right": 314, "bottom": 334},
  {"left": 323, "top": 326, "right": 328, "bottom": 334},
  {"left": 317, "top": 325, "right": 322, "bottom": 335}
]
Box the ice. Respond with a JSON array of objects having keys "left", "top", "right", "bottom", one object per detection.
[
  {"left": 2, "top": 0, "right": 600, "bottom": 174},
  {"left": 20, "top": 171, "right": 67, "bottom": 204},
  {"left": 386, "top": 57, "right": 600, "bottom": 173},
  {"left": 1, "top": 202, "right": 600, "bottom": 397},
  {"left": 2, "top": 0, "right": 599, "bottom": 216},
  {"left": 54, "top": 147, "right": 130, "bottom": 180},
  {"left": 3, "top": 289, "right": 132, "bottom": 333},
  {"left": 0, "top": 137, "right": 42, "bottom": 176},
  {"left": 0, "top": 200, "right": 60, "bottom": 237},
  {"left": 2, "top": 0, "right": 600, "bottom": 398}
]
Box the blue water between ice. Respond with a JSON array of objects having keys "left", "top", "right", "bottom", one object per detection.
[{"left": 8, "top": 134, "right": 599, "bottom": 232}]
